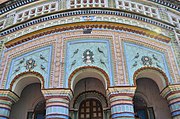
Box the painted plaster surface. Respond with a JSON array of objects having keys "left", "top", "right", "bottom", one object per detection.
[
  {"left": 124, "top": 42, "right": 172, "bottom": 84},
  {"left": 65, "top": 39, "right": 113, "bottom": 87},
  {"left": 6, "top": 46, "right": 52, "bottom": 89}
]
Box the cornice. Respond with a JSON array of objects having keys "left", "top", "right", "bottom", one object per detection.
[
  {"left": 4, "top": 22, "right": 171, "bottom": 48},
  {"left": 107, "top": 86, "right": 136, "bottom": 98},
  {"left": 41, "top": 88, "right": 73, "bottom": 101},
  {"left": 0, "top": 8, "right": 174, "bottom": 37}
]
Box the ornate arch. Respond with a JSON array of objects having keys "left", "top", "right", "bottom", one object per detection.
[
  {"left": 73, "top": 91, "right": 108, "bottom": 109},
  {"left": 133, "top": 66, "right": 169, "bottom": 91},
  {"left": 68, "top": 66, "right": 110, "bottom": 90},
  {"left": 10, "top": 71, "right": 45, "bottom": 96}
]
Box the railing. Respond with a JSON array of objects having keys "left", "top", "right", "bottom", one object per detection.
[
  {"left": 15, "top": 1, "right": 58, "bottom": 23},
  {"left": 115, "top": 0, "right": 160, "bottom": 19},
  {"left": 67, "top": 0, "right": 108, "bottom": 9}
]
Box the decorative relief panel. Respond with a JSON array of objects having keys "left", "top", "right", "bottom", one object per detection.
[
  {"left": 123, "top": 42, "right": 172, "bottom": 84},
  {"left": 6, "top": 46, "right": 52, "bottom": 89},
  {"left": 65, "top": 39, "right": 113, "bottom": 87}
]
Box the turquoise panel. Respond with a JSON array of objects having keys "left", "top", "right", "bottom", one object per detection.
[
  {"left": 6, "top": 46, "right": 53, "bottom": 89},
  {"left": 124, "top": 42, "right": 172, "bottom": 85},
  {"left": 65, "top": 39, "right": 114, "bottom": 87}
]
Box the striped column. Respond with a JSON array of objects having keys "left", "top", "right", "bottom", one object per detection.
[
  {"left": 161, "top": 85, "right": 180, "bottom": 119},
  {"left": 42, "top": 89, "right": 73, "bottom": 119},
  {"left": 0, "top": 90, "right": 19, "bottom": 119},
  {"left": 107, "top": 87, "right": 136, "bottom": 119},
  {"left": 46, "top": 97, "right": 69, "bottom": 119}
]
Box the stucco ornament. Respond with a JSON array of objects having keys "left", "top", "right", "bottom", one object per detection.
[
  {"left": 82, "top": 49, "right": 94, "bottom": 64},
  {"left": 131, "top": 53, "right": 162, "bottom": 68},
  {"left": 124, "top": 42, "right": 172, "bottom": 85},
  {"left": 141, "top": 56, "right": 152, "bottom": 65},
  {"left": 65, "top": 40, "right": 113, "bottom": 87},
  {"left": 25, "top": 58, "right": 36, "bottom": 70},
  {"left": 7, "top": 46, "right": 52, "bottom": 89},
  {"left": 71, "top": 49, "right": 79, "bottom": 58}
]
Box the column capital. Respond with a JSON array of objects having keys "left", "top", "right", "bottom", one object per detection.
[
  {"left": 161, "top": 84, "right": 180, "bottom": 98},
  {"left": 42, "top": 89, "right": 72, "bottom": 119},
  {"left": 107, "top": 86, "right": 136, "bottom": 98},
  {"left": 0, "top": 90, "right": 19, "bottom": 103},
  {"left": 42, "top": 88, "right": 73, "bottom": 101}
]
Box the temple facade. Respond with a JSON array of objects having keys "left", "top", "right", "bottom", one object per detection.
[{"left": 0, "top": 0, "right": 179, "bottom": 119}]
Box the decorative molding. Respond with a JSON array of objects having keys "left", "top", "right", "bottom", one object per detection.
[
  {"left": 42, "top": 88, "right": 73, "bottom": 101},
  {"left": 0, "top": 9, "right": 173, "bottom": 37},
  {"left": 161, "top": 84, "right": 180, "bottom": 98},
  {"left": 0, "top": 90, "right": 19, "bottom": 103},
  {"left": 9, "top": 71, "right": 45, "bottom": 90},
  {"left": 68, "top": 66, "right": 110, "bottom": 89},
  {"left": 0, "top": 29, "right": 178, "bottom": 89},
  {"left": 107, "top": 86, "right": 136, "bottom": 98},
  {"left": 4, "top": 22, "right": 171, "bottom": 49},
  {"left": 133, "top": 67, "right": 169, "bottom": 86}
]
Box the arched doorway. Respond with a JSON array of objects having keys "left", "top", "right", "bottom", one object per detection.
[
  {"left": 133, "top": 78, "right": 171, "bottom": 119},
  {"left": 33, "top": 100, "right": 46, "bottom": 119},
  {"left": 26, "top": 100, "right": 46, "bottom": 119},
  {"left": 70, "top": 77, "right": 109, "bottom": 119},
  {"left": 79, "top": 99, "right": 103, "bottom": 119},
  {"left": 10, "top": 83, "right": 46, "bottom": 119},
  {"left": 134, "top": 95, "right": 154, "bottom": 119},
  {"left": 9, "top": 73, "right": 45, "bottom": 119}
]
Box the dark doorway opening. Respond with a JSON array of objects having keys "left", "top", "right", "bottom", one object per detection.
[{"left": 79, "top": 99, "right": 103, "bottom": 119}]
